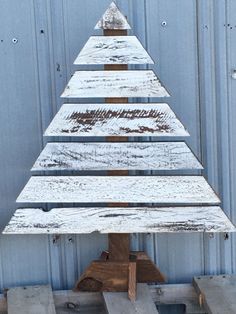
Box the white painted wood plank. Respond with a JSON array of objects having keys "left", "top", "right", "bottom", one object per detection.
[
  {"left": 103, "top": 284, "right": 159, "bottom": 314},
  {"left": 44, "top": 103, "right": 188, "bottom": 137},
  {"left": 7, "top": 285, "right": 56, "bottom": 314},
  {"left": 61, "top": 71, "right": 170, "bottom": 98},
  {"left": 95, "top": 2, "right": 131, "bottom": 30},
  {"left": 16, "top": 176, "right": 220, "bottom": 204},
  {"left": 74, "top": 36, "right": 154, "bottom": 65},
  {"left": 193, "top": 275, "right": 236, "bottom": 314},
  {"left": 3, "top": 206, "right": 235, "bottom": 234},
  {"left": 32, "top": 142, "right": 202, "bottom": 171}
]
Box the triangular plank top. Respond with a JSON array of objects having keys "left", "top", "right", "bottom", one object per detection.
[
  {"left": 61, "top": 71, "right": 170, "bottom": 98},
  {"left": 74, "top": 36, "right": 154, "bottom": 65},
  {"left": 95, "top": 2, "right": 131, "bottom": 30}
]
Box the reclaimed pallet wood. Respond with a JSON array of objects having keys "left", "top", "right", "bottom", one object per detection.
[
  {"left": 95, "top": 2, "right": 131, "bottom": 30},
  {"left": 16, "top": 176, "right": 220, "bottom": 204},
  {"left": 61, "top": 71, "right": 170, "bottom": 98},
  {"left": 74, "top": 36, "right": 154, "bottom": 65},
  {"left": 103, "top": 284, "right": 159, "bottom": 314},
  {"left": 44, "top": 103, "right": 188, "bottom": 137},
  {"left": 193, "top": 275, "right": 236, "bottom": 314},
  {"left": 4, "top": 206, "right": 234, "bottom": 234},
  {"left": 32, "top": 142, "right": 202, "bottom": 171},
  {"left": 0, "top": 284, "right": 206, "bottom": 314},
  {"left": 7, "top": 285, "right": 56, "bottom": 314}
]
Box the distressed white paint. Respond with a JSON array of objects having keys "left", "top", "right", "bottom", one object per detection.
[
  {"left": 3, "top": 207, "right": 235, "bottom": 234},
  {"left": 61, "top": 71, "right": 170, "bottom": 98},
  {"left": 16, "top": 176, "right": 220, "bottom": 204},
  {"left": 94, "top": 2, "right": 131, "bottom": 30},
  {"left": 7, "top": 285, "right": 56, "bottom": 314},
  {"left": 74, "top": 36, "right": 154, "bottom": 65},
  {"left": 44, "top": 103, "right": 188, "bottom": 137},
  {"left": 32, "top": 142, "right": 202, "bottom": 171}
]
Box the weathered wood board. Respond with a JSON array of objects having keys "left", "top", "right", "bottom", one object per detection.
[
  {"left": 32, "top": 142, "right": 202, "bottom": 171},
  {"left": 16, "top": 176, "right": 220, "bottom": 204},
  {"left": 3, "top": 206, "right": 235, "bottom": 234},
  {"left": 103, "top": 284, "right": 159, "bottom": 314},
  {"left": 193, "top": 275, "right": 236, "bottom": 314},
  {"left": 44, "top": 103, "right": 188, "bottom": 137},
  {"left": 95, "top": 2, "right": 131, "bottom": 30},
  {"left": 7, "top": 285, "right": 56, "bottom": 314},
  {"left": 61, "top": 71, "right": 170, "bottom": 98},
  {"left": 74, "top": 36, "right": 154, "bottom": 65}
]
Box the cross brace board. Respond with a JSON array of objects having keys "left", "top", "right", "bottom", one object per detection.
[
  {"left": 61, "top": 71, "right": 170, "bottom": 98},
  {"left": 44, "top": 103, "right": 189, "bottom": 137},
  {"left": 74, "top": 36, "right": 154, "bottom": 65},
  {"left": 16, "top": 176, "right": 220, "bottom": 205},
  {"left": 3, "top": 206, "right": 235, "bottom": 234},
  {"left": 32, "top": 142, "right": 202, "bottom": 171}
]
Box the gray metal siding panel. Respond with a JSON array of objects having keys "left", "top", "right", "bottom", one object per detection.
[{"left": 0, "top": 0, "right": 235, "bottom": 290}]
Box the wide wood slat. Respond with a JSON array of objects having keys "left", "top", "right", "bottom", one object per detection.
[
  {"left": 16, "top": 176, "right": 220, "bottom": 204},
  {"left": 95, "top": 2, "right": 131, "bottom": 30},
  {"left": 74, "top": 36, "right": 154, "bottom": 65},
  {"left": 193, "top": 275, "right": 236, "bottom": 314},
  {"left": 3, "top": 207, "right": 235, "bottom": 234},
  {"left": 7, "top": 285, "right": 56, "bottom": 314},
  {"left": 61, "top": 71, "right": 170, "bottom": 98},
  {"left": 44, "top": 103, "right": 188, "bottom": 137},
  {"left": 32, "top": 142, "right": 202, "bottom": 172},
  {"left": 103, "top": 284, "right": 159, "bottom": 314}
]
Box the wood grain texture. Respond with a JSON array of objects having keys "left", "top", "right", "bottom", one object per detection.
[
  {"left": 74, "top": 36, "right": 154, "bottom": 65},
  {"left": 60, "top": 71, "right": 170, "bottom": 98},
  {"left": 193, "top": 275, "right": 236, "bottom": 314},
  {"left": 108, "top": 234, "right": 130, "bottom": 261},
  {"left": 5, "top": 206, "right": 234, "bottom": 234},
  {"left": 32, "top": 142, "right": 201, "bottom": 172},
  {"left": 103, "top": 284, "right": 159, "bottom": 314},
  {"left": 76, "top": 261, "right": 129, "bottom": 292},
  {"left": 16, "top": 176, "right": 220, "bottom": 205},
  {"left": 95, "top": 2, "right": 131, "bottom": 30},
  {"left": 128, "top": 262, "right": 137, "bottom": 301},
  {"left": 44, "top": 103, "right": 188, "bottom": 137},
  {"left": 7, "top": 285, "right": 56, "bottom": 314}
]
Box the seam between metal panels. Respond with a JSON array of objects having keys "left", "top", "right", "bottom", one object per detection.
[
  {"left": 31, "top": 0, "right": 45, "bottom": 150},
  {"left": 195, "top": 0, "right": 209, "bottom": 276},
  {"left": 46, "top": 0, "right": 58, "bottom": 118},
  {"left": 225, "top": 0, "right": 234, "bottom": 273}
]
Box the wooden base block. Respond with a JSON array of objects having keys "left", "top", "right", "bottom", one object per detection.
[
  {"left": 75, "top": 251, "right": 165, "bottom": 294},
  {"left": 75, "top": 261, "right": 129, "bottom": 292}
]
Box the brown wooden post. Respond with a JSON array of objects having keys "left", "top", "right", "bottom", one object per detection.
[{"left": 104, "top": 28, "right": 131, "bottom": 265}]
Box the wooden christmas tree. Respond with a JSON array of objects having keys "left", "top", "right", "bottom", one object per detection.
[{"left": 4, "top": 1, "right": 235, "bottom": 304}]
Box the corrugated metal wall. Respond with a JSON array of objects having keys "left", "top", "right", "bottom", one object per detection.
[{"left": 0, "top": 0, "right": 236, "bottom": 291}]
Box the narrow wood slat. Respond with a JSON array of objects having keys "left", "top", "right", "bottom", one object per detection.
[
  {"left": 128, "top": 262, "right": 137, "bottom": 301},
  {"left": 32, "top": 142, "right": 202, "bottom": 172},
  {"left": 95, "top": 2, "right": 131, "bottom": 30},
  {"left": 61, "top": 71, "right": 170, "bottom": 98},
  {"left": 193, "top": 275, "right": 236, "bottom": 314},
  {"left": 7, "top": 285, "right": 56, "bottom": 314},
  {"left": 44, "top": 103, "right": 188, "bottom": 137},
  {"left": 16, "top": 176, "right": 219, "bottom": 205},
  {"left": 74, "top": 36, "right": 154, "bottom": 65},
  {"left": 4, "top": 206, "right": 234, "bottom": 234},
  {"left": 103, "top": 284, "right": 159, "bottom": 314}
]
